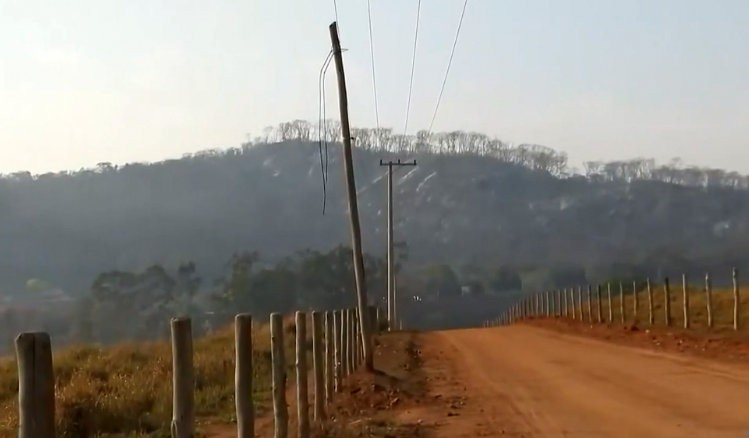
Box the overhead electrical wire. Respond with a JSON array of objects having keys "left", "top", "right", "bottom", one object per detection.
[
  {"left": 366, "top": 0, "right": 381, "bottom": 145},
  {"left": 403, "top": 0, "right": 422, "bottom": 136},
  {"left": 332, "top": 0, "right": 341, "bottom": 37},
  {"left": 427, "top": 0, "right": 469, "bottom": 134}
]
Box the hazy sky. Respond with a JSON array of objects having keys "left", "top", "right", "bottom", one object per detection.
[{"left": 1, "top": 0, "right": 747, "bottom": 174}]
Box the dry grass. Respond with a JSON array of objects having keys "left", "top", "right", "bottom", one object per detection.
[
  {"left": 0, "top": 315, "right": 300, "bottom": 437},
  {"left": 586, "top": 282, "right": 749, "bottom": 333}
]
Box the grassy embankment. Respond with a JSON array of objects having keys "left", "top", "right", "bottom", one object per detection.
[
  {"left": 0, "top": 316, "right": 299, "bottom": 437},
  {"left": 570, "top": 282, "right": 749, "bottom": 332}
]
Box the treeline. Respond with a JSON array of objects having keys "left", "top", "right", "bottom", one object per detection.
[
  {"left": 73, "top": 245, "right": 389, "bottom": 344},
  {"left": 5, "top": 120, "right": 747, "bottom": 190}
]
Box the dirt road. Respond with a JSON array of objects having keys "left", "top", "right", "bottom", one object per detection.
[{"left": 420, "top": 325, "right": 749, "bottom": 437}]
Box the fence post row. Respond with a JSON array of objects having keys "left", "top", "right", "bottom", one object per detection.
[
  {"left": 13, "top": 305, "right": 398, "bottom": 438},
  {"left": 492, "top": 268, "right": 743, "bottom": 344}
]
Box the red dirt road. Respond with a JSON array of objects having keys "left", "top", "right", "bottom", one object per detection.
[{"left": 420, "top": 325, "right": 749, "bottom": 437}]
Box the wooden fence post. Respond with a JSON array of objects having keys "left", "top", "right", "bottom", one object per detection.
[
  {"left": 607, "top": 283, "right": 613, "bottom": 323},
  {"left": 341, "top": 309, "right": 349, "bottom": 377},
  {"left": 664, "top": 277, "right": 672, "bottom": 327},
  {"left": 350, "top": 309, "right": 357, "bottom": 368},
  {"left": 619, "top": 282, "right": 626, "bottom": 325},
  {"left": 357, "top": 308, "right": 363, "bottom": 365},
  {"left": 570, "top": 288, "right": 576, "bottom": 320},
  {"left": 733, "top": 267, "right": 740, "bottom": 331},
  {"left": 596, "top": 285, "right": 602, "bottom": 323},
  {"left": 271, "top": 313, "right": 288, "bottom": 438},
  {"left": 368, "top": 305, "right": 378, "bottom": 334},
  {"left": 349, "top": 309, "right": 356, "bottom": 368},
  {"left": 563, "top": 288, "right": 568, "bottom": 318},
  {"left": 647, "top": 278, "right": 654, "bottom": 326},
  {"left": 633, "top": 280, "right": 639, "bottom": 323},
  {"left": 350, "top": 308, "right": 357, "bottom": 369},
  {"left": 334, "top": 310, "right": 343, "bottom": 391},
  {"left": 705, "top": 273, "right": 713, "bottom": 329},
  {"left": 235, "top": 314, "right": 254, "bottom": 438},
  {"left": 170, "top": 317, "right": 194, "bottom": 438},
  {"left": 324, "top": 311, "right": 334, "bottom": 405},
  {"left": 544, "top": 291, "right": 550, "bottom": 317},
  {"left": 16, "top": 332, "right": 55, "bottom": 438},
  {"left": 376, "top": 306, "right": 384, "bottom": 332},
  {"left": 682, "top": 274, "right": 690, "bottom": 329},
  {"left": 586, "top": 285, "right": 593, "bottom": 322},
  {"left": 295, "top": 312, "right": 309, "bottom": 437},
  {"left": 577, "top": 286, "right": 583, "bottom": 322},
  {"left": 312, "top": 311, "right": 325, "bottom": 421}
]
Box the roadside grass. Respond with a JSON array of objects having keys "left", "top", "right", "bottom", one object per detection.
[
  {"left": 0, "top": 315, "right": 299, "bottom": 437},
  {"left": 577, "top": 283, "right": 749, "bottom": 334}
]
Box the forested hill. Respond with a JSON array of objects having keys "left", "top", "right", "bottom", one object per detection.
[{"left": 2, "top": 121, "right": 749, "bottom": 295}]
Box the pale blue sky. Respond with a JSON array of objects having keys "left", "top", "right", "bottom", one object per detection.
[{"left": 1, "top": 0, "right": 747, "bottom": 174}]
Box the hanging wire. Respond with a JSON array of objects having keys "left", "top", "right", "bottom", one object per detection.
[
  {"left": 318, "top": 50, "right": 334, "bottom": 215},
  {"left": 403, "top": 0, "right": 422, "bottom": 136},
  {"left": 428, "top": 0, "right": 469, "bottom": 134}
]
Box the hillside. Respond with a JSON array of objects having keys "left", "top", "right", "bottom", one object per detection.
[{"left": 2, "top": 123, "right": 749, "bottom": 298}]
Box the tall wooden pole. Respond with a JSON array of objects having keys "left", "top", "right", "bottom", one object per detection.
[
  {"left": 329, "top": 21, "right": 374, "bottom": 371},
  {"left": 387, "top": 163, "right": 394, "bottom": 329},
  {"left": 380, "top": 159, "right": 416, "bottom": 330}
]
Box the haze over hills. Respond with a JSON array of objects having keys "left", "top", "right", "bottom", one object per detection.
[{"left": 1, "top": 120, "right": 749, "bottom": 297}]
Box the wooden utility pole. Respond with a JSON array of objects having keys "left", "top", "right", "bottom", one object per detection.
[
  {"left": 379, "top": 159, "right": 417, "bottom": 330},
  {"left": 329, "top": 21, "right": 374, "bottom": 371}
]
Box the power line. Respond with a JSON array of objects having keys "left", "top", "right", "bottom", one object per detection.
[
  {"left": 332, "top": 0, "right": 340, "bottom": 38},
  {"left": 427, "top": 0, "right": 469, "bottom": 134},
  {"left": 403, "top": 0, "right": 421, "bottom": 136},
  {"left": 366, "top": 0, "right": 381, "bottom": 143}
]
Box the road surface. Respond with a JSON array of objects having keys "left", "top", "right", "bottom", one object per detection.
[{"left": 419, "top": 326, "right": 749, "bottom": 437}]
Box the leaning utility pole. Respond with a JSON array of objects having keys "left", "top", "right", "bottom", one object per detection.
[
  {"left": 379, "top": 159, "right": 417, "bottom": 330},
  {"left": 329, "top": 22, "right": 373, "bottom": 371}
]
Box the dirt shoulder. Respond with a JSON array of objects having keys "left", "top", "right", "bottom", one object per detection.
[
  {"left": 201, "top": 330, "right": 437, "bottom": 437},
  {"left": 526, "top": 317, "right": 749, "bottom": 364}
]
